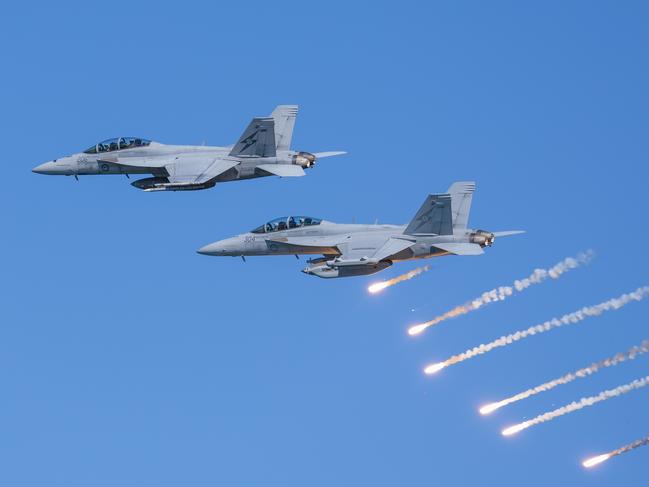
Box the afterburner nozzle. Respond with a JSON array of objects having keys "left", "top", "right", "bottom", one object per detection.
[
  {"left": 292, "top": 152, "right": 317, "bottom": 168},
  {"left": 470, "top": 230, "right": 495, "bottom": 247}
]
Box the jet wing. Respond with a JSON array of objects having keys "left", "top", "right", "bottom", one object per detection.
[
  {"left": 165, "top": 157, "right": 239, "bottom": 185},
  {"left": 328, "top": 237, "right": 416, "bottom": 265},
  {"left": 432, "top": 242, "right": 484, "bottom": 255},
  {"left": 266, "top": 235, "right": 415, "bottom": 264},
  {"left": 256, "top": 164, "right": 305, "bottom": 177},
  {"left": 371, "top": 237, "right": 416, "bottom": 261}
]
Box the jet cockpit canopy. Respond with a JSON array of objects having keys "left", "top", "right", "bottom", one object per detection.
[
  {"left": 251, "top": 216, "right": 322, "bottom": 233},
  {"left": 83, "top": 137, "right": 151, "bottom": 154}
]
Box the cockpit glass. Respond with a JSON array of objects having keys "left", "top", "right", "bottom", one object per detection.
[
  {"left": 97, "top": 138, "right": 117, "bottom": 153},
  {"left": 250, "top": 216, "right": 322, "bottom": 233},
  {"left": 86, "top": 137, "right": 151, "bottom": 154}
]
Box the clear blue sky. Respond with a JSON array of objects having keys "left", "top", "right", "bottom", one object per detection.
[{"left": 2, "top": 2, "right": 648, "bottom": 485}]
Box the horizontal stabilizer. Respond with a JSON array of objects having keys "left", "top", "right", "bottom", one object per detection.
[
  {"left": 256, "top": 164, "right": 305, "bottom": 177},
  {"left": 433, "top": 242, "right": 484, "bottom": 255},
  {"left": 493, "top": 230, "right": 525, "bottom": 237},
  {"left": 312, "top": 151, "right": 347, "bottom": 159}
]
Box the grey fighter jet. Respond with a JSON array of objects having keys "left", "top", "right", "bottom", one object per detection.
[
  {"left": 32, "top": 105, "right": 345, "bottom": 192},
  {"left": 197, "top": 181, "right": 524, "bottom": 278}
]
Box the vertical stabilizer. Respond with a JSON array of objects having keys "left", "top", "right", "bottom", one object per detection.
[
  {"left": 447, "top": 181, "right": 476, "bottom": 231},
  {"left": 229, "top": 118, "right": 276, "bottom": 157},
  {"left": 270, "top": 105, "right": 298, "bottom": 151},
  {"left": 404, "top": 194, "right": 453, "bottom": 235}
]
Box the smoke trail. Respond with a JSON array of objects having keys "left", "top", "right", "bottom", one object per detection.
[
  {"left": 423, "top": 287, "right": 648, "bottom": 375},
  {"left": 479, "top": 340, "right": 649, "bottom": 414},
  {"left": 408, "top": 251, "right": 594, "bottom": 336},
  {"left": 515, "top": 250, "right": 594, "bottom": 291},
  {"left": 583, "top": 435, "right": 649, "bottom": 468},
  {"left": 368, "top": 265, "right": 430, "bottom": 294},
  {"left": 501, "top": 376, "right": 649, "bottom": 436}
]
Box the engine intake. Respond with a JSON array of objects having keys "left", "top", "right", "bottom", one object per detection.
[
  {"left": 292, "top": 152, "right": 316, "bottom": 168},
  {"left": 470, "top": 230, "right": 495, "bottom": 247}
]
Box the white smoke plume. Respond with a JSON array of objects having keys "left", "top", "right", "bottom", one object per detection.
[
  {"left": 408, "top": 251, "right": 594, "bottom": 336},
  {"left": 514, "top": 250, "right": 594, "bottom": 291},
  {"left": 480, "top": 340, "right": 649, "bottom": 414},
  {"left": 502, "top": 376, "right": 649, "bottom": 436},
  {"left": 423, "top": 287, "right": 648, "bottom": 375},
  {"left": 368, "top": 265, "right": 431, "bottom": 294},
  {"left": 583, "top": 435, "right": 649, "bottom": 468}
]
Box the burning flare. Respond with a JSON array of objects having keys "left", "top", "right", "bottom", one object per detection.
[
  {"left": 501, "top": 375, "right": 649, "bottom": 436},
  {"left": 582, "top": 454, "right": 611, "bottom": 468},
  {"left": 423, "top": 287, "right": 648, "bottom": 375},
  {"left": 479, "top": 340, "right": 649, "bottom": 415},
  {"left": 368, "top": 265, "right": 430, "bottom": 294},
  {"left": 582, "top": 435, "right": 649, "bottom": 468},
  {"left": 409, "top": 251, "right": 594, "bottom": 336}
]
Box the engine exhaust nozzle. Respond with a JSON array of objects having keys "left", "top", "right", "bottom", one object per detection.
[
  {"left": 292, "top": 152, "right": 316, "bottom": 168},
  {"left": 470, "top": 230, "right": 496, "bottom": 247}
]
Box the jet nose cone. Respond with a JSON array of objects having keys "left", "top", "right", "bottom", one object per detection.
[
  {"left": 197, "top": 243, "right": 215, "bottom": 255},
  {"left": 32, "top": 161, "right": 55, "bottom": 174},
  {"left": 197, "top": 237, "right": 240, "bottom": 256},
  {"left": 197, "top": 242, "right": 223, "bottom": 256}
]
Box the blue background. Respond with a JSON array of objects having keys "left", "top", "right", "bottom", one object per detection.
[{"left": 2, "top": 1, "right": 648, "bottom": 485}]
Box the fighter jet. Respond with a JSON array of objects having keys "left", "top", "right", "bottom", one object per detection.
[
  {"left": 197, "top": 181, "right": 524, "bottom": 278},
  {"left": 32, "top": 105, "right": 345, "bottom": 192}
]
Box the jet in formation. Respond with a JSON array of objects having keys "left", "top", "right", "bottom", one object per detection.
[
  {"left": 32, "top": 105, "right": 345, "bottom": 192},
  {"left": 197, "top": 181, "right": 524, "bottom": 278}
]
